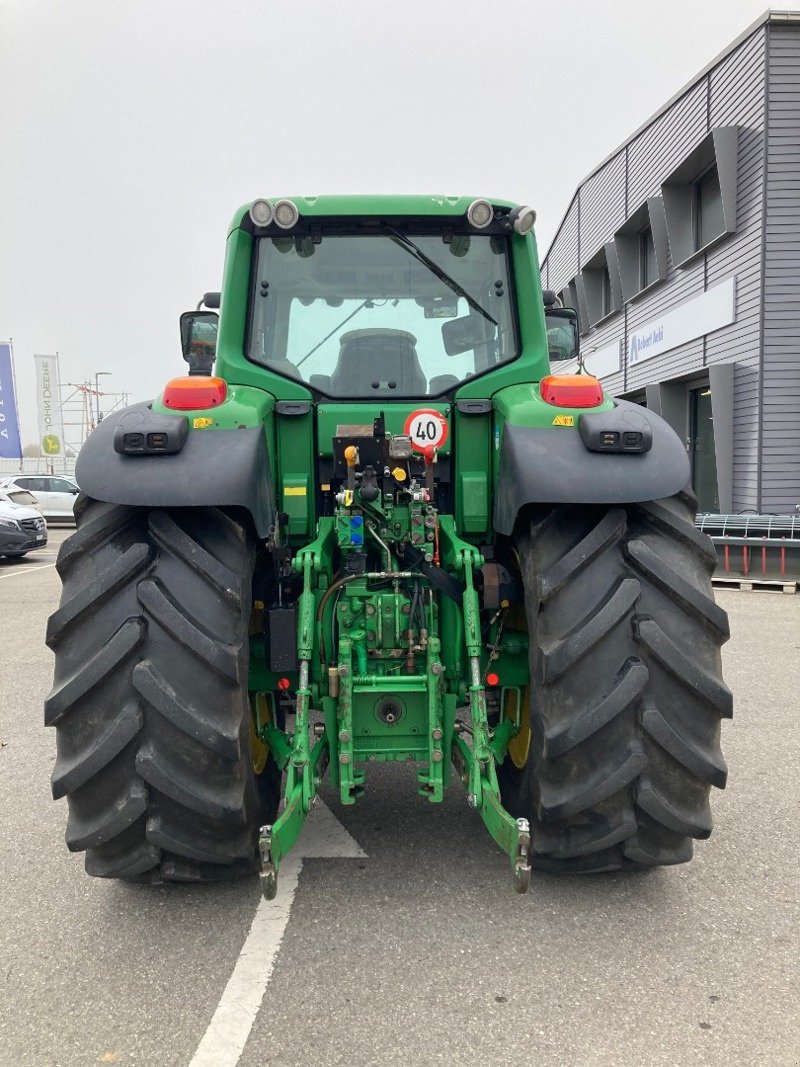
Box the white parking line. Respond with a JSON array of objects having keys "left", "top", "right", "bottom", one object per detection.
[
  {"left": 189, "top": 856, "right": 304, "bottom": 1067},
  {"left": 189, "top": 800, "right": 366, "bottom": 1067},
  {"left": 0, "top": 563, "right": 56, "bottom": 579}
]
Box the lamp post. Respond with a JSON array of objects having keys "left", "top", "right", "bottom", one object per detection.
[{"left": 94, "top": 371, "right": 111, "bottom": 425}]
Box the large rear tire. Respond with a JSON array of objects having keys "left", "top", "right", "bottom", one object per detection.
[
  {"left": 497, "top": 491, "right": 731, "bottom": 872},
  {"left": 46, "top": 496, "right": 278, "bottom": 882}
]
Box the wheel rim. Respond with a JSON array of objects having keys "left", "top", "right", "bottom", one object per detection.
[
  {"left": 504, "top": 686, "right": 531, "bottom": 769},
  {"left": 250, "top": 693, "right": 271, "bottom": 774}
]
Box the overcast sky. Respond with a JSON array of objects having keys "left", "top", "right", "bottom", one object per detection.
[{"left": 0, "top": 0, "right": 775, "bottom": 444}]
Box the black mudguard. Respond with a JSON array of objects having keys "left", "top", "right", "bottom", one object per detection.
[
  {"left": 493, "top": 398, "right": 690, "bottom": 535},
  {"left": 76, "top": 403, "right": 275, "bottom": 538}
]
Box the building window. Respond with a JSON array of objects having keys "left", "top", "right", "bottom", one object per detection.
[
  {"left": 694, "top": 165, "right": 725, "bottom": 251},
  {"left": 580, "top": 246, "right": 620, "bottom": 326},
  {"left": 614, "top": 199, "right": 668, "bottom": 301},
  {"left": 601, "top": 266, "right": 613, "bottom": 318},
  {"left": 639, "top": 226, "right": 657, "bottom": 289},
  {"left": 661, "top": 126, "right": 738, "bottom": 268}
]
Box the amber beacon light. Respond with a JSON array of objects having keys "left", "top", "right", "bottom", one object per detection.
[
  {"left": 540, "top": 374, "right": 604, "bottom": 408},
  {"left": 161, "top": 376, "right": 228, "bottom": 410}
]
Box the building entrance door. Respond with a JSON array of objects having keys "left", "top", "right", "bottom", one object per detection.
[{"left": 689, "top": 387, "right": 719, "bottom": 512}]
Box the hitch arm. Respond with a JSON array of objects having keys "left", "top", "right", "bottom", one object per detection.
[
  {"left": 442, "top": 521, "right": 531, "bottom": 893},
  {"left": 259, "top": 550, "right": 325, "bottom": 900}
]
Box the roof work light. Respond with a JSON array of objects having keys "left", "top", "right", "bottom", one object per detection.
[
  {"left": 466, "top": 199, "right": 493, "bottom": 228},
  {"left": 249, "top": 199, "right": 274, "bottom": 227},
  {"left": 273, "top": 199, "right": 300, "bottom": 229},
  {"left": 508, "top": 205, "right": 536, "bottom": 235}
]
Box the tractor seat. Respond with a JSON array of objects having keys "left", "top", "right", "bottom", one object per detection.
[{"left": 330, "top": 329, "right": 427, "bottom": 395}]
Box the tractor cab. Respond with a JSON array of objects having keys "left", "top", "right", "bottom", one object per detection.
[{"left": 245, "top": 222, "right": 519, "bottom": 399}]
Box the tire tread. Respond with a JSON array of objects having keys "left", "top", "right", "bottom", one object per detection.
[
  {"left": 500, "top": 493, "right": 730, "bottom": 873},
  {"left": 47, "top": 499, "right": 270, "bottom": 883}
]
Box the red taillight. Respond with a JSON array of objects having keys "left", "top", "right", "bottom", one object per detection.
[
  {"left": 162, "top": 376, "right": 227, "bottom": 410},
  {"left": 540, "top": 374, "right": 603, "bottom": 409},
  {"left": 486, "top": 672, "right": 500, "bottom": 687},
  {"left": 277, "top": 677, "right": 291, "bottom": 691}
]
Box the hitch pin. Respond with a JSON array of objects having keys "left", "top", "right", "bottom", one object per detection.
[
  {"left": 258, "top": 824, "right": 278, "bottom": 900},
  {"left": 513, "top": 817, "right": 531, "bottom": 894}
]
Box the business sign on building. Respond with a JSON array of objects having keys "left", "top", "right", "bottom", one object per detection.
[
  {"left": 0, "top": 342, "right": 23, "bottom": 459},
  {"left": 628, "top": 278, "right": 736, "bottom": 366},
  {"left": 33, "top": 353, "right": 64, "bottom": 457}
]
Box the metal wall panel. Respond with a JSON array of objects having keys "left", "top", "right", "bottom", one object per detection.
[
  {"left": 627, "top": 82, "right": 709, "bottom": 207},
  {"left": 763, "top": 24, "right": 800, "bottom": 512},
  {"left": 707, "top": 28, "right": 767, "bottom": 511},
  {"left": 545, "top": 197, "right": 580, "bottom": 295},
  {"left": 580, "top": 150, "right": 627, "bottom": 261}
]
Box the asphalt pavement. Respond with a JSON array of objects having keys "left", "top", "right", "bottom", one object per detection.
[{"left": 1, "top": 530, "right": 798, "bottom": 1067}]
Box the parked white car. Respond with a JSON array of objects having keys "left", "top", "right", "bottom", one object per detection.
[
  {"left": 0, "top": 474, "right": 80, "bottom": 522},
  {"left": 0, "top": 490, "right": 48, "bottom": 558}
]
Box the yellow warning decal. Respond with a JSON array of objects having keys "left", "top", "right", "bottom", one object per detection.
[
  {"left": 283, "top": 486, "right": 307, "bottom": 496},
  {"left": 193, "top": 417, "right": 214, "bottom": 429},
  {"left": 552, "top": 415, "right": 575, "bottom": 426}
]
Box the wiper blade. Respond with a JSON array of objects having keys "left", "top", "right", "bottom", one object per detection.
[{"left": 386, "top": 227, "right": 498, "bottom": 327}]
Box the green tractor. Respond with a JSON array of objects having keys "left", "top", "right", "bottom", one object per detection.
[{"left": 46, "top": 196, "right": 731, "bottom": 894}]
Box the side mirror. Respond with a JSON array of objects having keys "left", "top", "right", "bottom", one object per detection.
[
  {"left": 545, "top": 306, "right": 579, "bottom": 362},
  {"left": 180, "top": 311, "right": 219, "bottom": 375},
  {"left": 441, "top": 314, "right": 487, "bottom": 356}
]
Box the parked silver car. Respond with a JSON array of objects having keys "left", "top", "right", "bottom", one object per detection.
[{"left": 0, "top": 490, "right": 48, "bottom": 558}]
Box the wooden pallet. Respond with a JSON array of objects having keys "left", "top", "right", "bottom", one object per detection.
[{"left": 712, "top": 575, "right": 797, "bottom": 593}]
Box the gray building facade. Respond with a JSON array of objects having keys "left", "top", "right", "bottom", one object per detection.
[{"left": 541, "top": 10, "right": 800, "bottom": 515}]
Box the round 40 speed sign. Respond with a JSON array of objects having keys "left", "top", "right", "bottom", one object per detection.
[{"left": 403, "top": 408, "right": 449, "bottom": 452}]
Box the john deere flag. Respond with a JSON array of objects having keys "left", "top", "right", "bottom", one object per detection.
[
  {"left": 33, "top": 353, "right": 63, "bottom": 457},
  {"left": 0, "top": 342, "right": 23, "bottom": 459}
]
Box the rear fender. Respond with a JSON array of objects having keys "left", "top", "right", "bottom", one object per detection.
[
  {"left": 493, "top": 398, "right": 690, "bottom": 535},
  {"left": 75, "top": 402, "right": 275, "bottom": 538}
]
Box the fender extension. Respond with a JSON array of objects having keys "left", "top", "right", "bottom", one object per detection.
[
  {"left": 493, "top": 398, "right": 690, "bottom": 535},
  {"left": 75, "top": 403, "right": 275, "bottom": 538}
]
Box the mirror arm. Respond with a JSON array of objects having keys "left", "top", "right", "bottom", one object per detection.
[{"left": 188, "top": 353, "right": 215, "bottom": 377}]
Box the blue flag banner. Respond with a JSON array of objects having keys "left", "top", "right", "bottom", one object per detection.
[{"left": 0, "top": 342, "right": 23, "bottom": 459}]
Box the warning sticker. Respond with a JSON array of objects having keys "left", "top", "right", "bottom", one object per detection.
[
  {"left": 193, "top": 417, "right": 214, "bottom": 429},
  {"left": 403, "top": 408, "right": 449, "bottom": 451},
  {"left": 552, "top": 415, "right": 575, "bottom": 427}
]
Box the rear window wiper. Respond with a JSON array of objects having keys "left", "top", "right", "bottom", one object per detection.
[{"left": 386, "top": 227, "right": 498, "bottom": 328}]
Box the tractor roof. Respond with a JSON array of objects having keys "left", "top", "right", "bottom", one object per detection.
[{"left": 229, "top": 194, "right": 519, "bottom": 233}]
